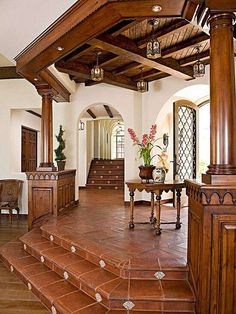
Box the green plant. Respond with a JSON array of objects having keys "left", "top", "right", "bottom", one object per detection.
[{"left": 54, "top": 125, "right": 66, "bottom": 161}]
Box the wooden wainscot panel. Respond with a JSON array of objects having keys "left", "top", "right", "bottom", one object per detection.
[
  {"left": 211, "top": 216, "right": 236, "bottom": 314},
  {"left": 27, "top": 169, "right": 76, "bottom": 229},
  {"left": 186, "top": 179, "right": 236, "bottom": 314}
]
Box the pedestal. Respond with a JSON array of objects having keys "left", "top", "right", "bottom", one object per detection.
[
  {"left": 26, "top": 169, "right": 76, "bottom": 229},
  {"left": 186, "top": 179, "right": 236, "bottom": 314}
]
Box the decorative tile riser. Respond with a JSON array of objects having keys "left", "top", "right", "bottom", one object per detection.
[
  {"left": 87, "top": 180, "right": 124, "bottom": 185},
  {"left": 40, "top": 229, "right": 188, "bottom": 281},
  {"left": 86, "top": 185, "right": 124, "bottom": 190},
  {"left": 93, "top": 159, "right": 124, "bottom": 165},
  {"left": 89, "top": 170, "right": 124, "bottom": 175},
  {"left": 90, "top": 165, "right": 124, "bottom": 170}
]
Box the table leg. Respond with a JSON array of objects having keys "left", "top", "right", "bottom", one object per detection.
[
  {"left": 155, "top": 192, "right": 162, "bottom": 235},
  {"left": 176, "top": 189, "right": 182, "bottom": 229},
  {"left": 129, "top": 190, "right": 135, "bottom": 229},
  {"left": 150, "top": 192, "right": 156, "bottom": 224}
]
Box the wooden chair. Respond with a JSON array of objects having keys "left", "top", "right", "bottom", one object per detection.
[{"left": 0, "top": 179, "right": 23, "bottom": 222}]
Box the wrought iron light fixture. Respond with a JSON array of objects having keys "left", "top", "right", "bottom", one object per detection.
[
  {"left": 193, "top": 46, "right": 205, "bottom": 78},
  {"left": 137, "top": 68, "right": 148, "bottom": 93},
  {"left": 91, "top": 51, "right": 104, "bottom": 81},
  {"left": 147, "top": 19, "right": 161, "bottom": 59}
]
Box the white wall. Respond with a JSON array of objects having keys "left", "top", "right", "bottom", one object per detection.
[
  {"left": 0, "top": 79, "right": 41, "bottom": 214},
  {"left": 53, "top": 84, "right": 143, "bottom": 201}
]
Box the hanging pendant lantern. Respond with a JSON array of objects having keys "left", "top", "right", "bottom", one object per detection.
[
  {"left": 137, "top": 68, "right": 148, "bottom": 93},
  {"left": 147, "top": 19, "right": 161, "bottom": 59},
  {"left": 193, "top": 46, "right": 205, "bottom": 78},
  {"left": 91, "top": 52, "right": 104, "bottom": 81}
]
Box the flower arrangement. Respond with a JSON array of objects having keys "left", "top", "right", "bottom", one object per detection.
[{"left": 128, "top": 125, "right": 169, "bottom": 171}]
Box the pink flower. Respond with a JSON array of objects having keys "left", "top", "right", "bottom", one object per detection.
[
  {"left": 128, "top": 128, "right": 139, "bottom": 144},
  {"left": 142, "top": 134, "right": 149, "bottom": 146},
  {"left": 149, "top": 124, "right": 157, "bottom": 140}
]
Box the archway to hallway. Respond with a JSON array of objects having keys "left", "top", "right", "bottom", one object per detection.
[{"left": 77, "top": 103, "right": 125, "bottom": 196}]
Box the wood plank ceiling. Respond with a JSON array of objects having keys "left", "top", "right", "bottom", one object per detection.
[
  {"left": 55, "top": 15, "right": 211, "bottom": 91},
  {"left": 12, "top": 0, "right": 236, "bottom": 100}
]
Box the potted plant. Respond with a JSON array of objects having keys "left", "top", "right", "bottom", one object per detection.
[
  {"left": 54, "top": 125, "right": 66, "bottom": 171},
  {"left": 128, "top": 125, "right": 157, "bottom": 182}
]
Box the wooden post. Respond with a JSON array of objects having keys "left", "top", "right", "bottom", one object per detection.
[
  {"left": 203, "top": 12, "right": 236, "bottom": 182},
  {"left": 36, "top": 84, "right": 56, "bottom": 171},
  {"left": 186, "top": 12, "right": 236, "bottom": 314}
]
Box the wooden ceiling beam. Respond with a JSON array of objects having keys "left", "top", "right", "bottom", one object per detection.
[
  {"left": 87, "top": 109, "right": 96, "bottom": 119},
  {"left": 147, "top": 72, "right": 171, "bottom": 82},
  {"left": 112, "top": 62, "right": 142, "bottom": 75},
  {"left": 131, "top": 69, "right": 161, "bottom": 81},
  {"left": 137, "top": 19, "right": 189, "bottom": 49},
  {"left": 104, "top": 105, "right": 113, "bottom": 118},
  {"left": 179, "top": 49, "right": 209, "bottom": 66},
  {"left": 205, "top": 0, "right": 236, "bottom": 11},
  {"left": 162, "top": 33, "right": 209, "bottom": 58},
  {"left": 55, "top": 60, "right": 137, "bottom": 91},
  {"left": 0, "top": 66, "right": 22, "bottom": 79},
  {"left": 89, "top": 34, "right": 193, "bottom": 80},
  {"left": 99, "top": 56, "right": 120, "bottom": 67}
]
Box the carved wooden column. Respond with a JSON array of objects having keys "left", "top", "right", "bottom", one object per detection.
[
  {"left": 26, "top": 84, "right": 76, "bottom": 229},
  {"left": 203, "top": 12, "right": 236, "bottom": 183},
  {"left": 36, "top": 84, "right": 56, "bottom": 171},
  {"left": 186, "top": 12, "right": 236, "bottom": 314}
]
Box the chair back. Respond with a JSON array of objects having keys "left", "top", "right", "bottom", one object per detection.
[{"left": 0, "top": 180, "right": 23, "bottom": 207}]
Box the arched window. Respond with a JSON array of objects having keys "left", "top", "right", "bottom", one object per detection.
[{"left": 112, "top": 123, "right": 124, "bottom": 159}]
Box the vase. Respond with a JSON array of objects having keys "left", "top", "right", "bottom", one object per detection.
[
  {"left": 139, "top": 165, "right": 155, "bottom": 183},
  {"left": 153, "top": 167, "right": 166, "bottom": 183},
  {"left": 57, "top": 160, "right": 66, "bottom": 171}
]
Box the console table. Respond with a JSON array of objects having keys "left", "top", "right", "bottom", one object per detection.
[{"left": 126, "top": 180, "right": 186, "bottom": 235}]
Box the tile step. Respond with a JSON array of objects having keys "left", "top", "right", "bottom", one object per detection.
[
  {"left": 37, "top": 226, "right": 188, "bottom": 280},
  {"left": 1, "top": 239, "right": 196, "bottom": 313},
  {"left": 86, "top": 185, "right": 124, "bottom": 190},
  {"left": 20, "top": 225, "right": 188, "bottom": 280}
]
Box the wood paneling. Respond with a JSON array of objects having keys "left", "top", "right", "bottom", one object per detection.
[
  {"left": 27, "top": 170, "right": 76, "bottom": 229},
  {"left": 186, "top": 180, "right": 236, "bottom": 314},
  {"left": 21, "top": 127, "right": 37, "bottom": 172}
]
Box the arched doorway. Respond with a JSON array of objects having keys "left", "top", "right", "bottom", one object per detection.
[{"left": 77, "top": 103, "right": 125, "bottom": 192}]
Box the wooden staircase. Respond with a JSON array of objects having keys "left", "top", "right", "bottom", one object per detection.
[{"left": 86, "top": 159, "right": 124, "bottom": 190}]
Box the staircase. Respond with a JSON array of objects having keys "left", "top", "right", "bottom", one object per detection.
[
  {"left": 0, "top": 226, "right": 196, "bottom": 313},
  {"left": 86, "top": 159, "right": 124, "bottom": 190}
]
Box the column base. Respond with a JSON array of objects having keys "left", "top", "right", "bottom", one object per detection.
[
  {"left": 202, "top": 173, "right": 236, "bottom": 184},
  {"left": 37, "top": 162, "right": 57, "bottom": 172}
]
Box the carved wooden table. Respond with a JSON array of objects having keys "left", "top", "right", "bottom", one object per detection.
[{"left": 126, "top": 180, "right": 186, "bottom": 235}]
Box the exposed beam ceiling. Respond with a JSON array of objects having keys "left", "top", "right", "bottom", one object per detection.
[
  {"left": 89, "top": 34, "right": 194, "bottom": 80},
  {"left": 162, "top": 33, "right": 209, "bottom": 58},
  {"left": 87, "top": 109, "right": 96, "bottom": 119},
  {"left": 55, "top": 60, "right": 137, "bottom": 91},
  {"left": 180, "top": 49, "right": 210, "bottom": 66},
  {"left": 104, "top": 105, "right": 113, "bottom": 118},
  {"left": 137, "top": 19, "right": 189, "bottom": 49},
  {"left": 0, "top": 66, "right": 22, "bottom": 80},
  {"left": 113, "top": 62, "right": 142, "bottom": 75}
]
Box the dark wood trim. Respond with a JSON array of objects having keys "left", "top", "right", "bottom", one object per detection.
[
  {"left": 87, "top": 109, "right": 96, "bottom": 119},
  {"left": 0, "top": 66, "right": 22, "bottom": 79},
  {"left": 103, "top": 105, "right": 113, "bottom": 118},
  {"left": 26, "top": 110, "right": 42, "bottom": 118},
  {"left": 124, "top": 198, "right": 173, "bottom": 207}
]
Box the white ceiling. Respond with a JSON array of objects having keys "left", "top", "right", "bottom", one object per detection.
[{"left": 0, "top": 0, "right": 77, "bottom": 63}]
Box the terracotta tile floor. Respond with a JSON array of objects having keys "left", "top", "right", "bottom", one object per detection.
[{"left": 42, "top": 189, "right": 187, "bottom": 270}]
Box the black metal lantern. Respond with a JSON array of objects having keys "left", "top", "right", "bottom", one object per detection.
[
  {"left": 91, "top": 52, "right": 104, "bottom": 81},
  {"left": 137, "top": 68, "right": 148, "bottom": 93},
  {"left": 193, "top": 46, "right": 205, "bottom": 78},
  {"left": 147, "top": 19, "right": 161, "bottom": 59}
]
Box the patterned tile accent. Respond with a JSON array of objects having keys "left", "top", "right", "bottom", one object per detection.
[
  {"left": 123, "top": 301, "right": 135, "bottom": 310},
  {"left": 154, "top": 271, "right": 165, "bottom": 280}
]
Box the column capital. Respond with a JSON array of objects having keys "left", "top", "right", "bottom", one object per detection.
[
  {"left": 208, "top": 12, "right": 235, "bottom": 29},
  {"left": 35, "top": 83, "right": 54, "bottom": 98}
]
